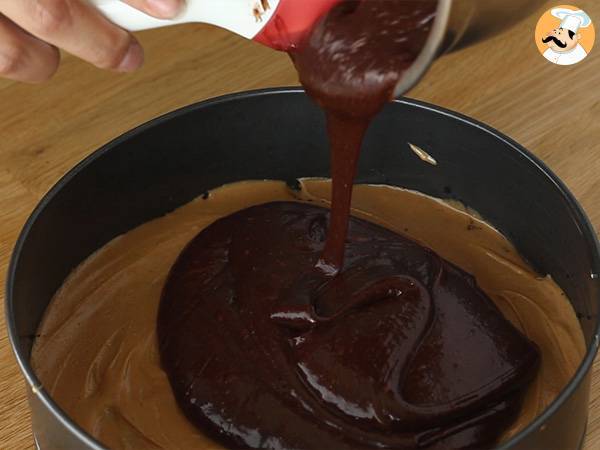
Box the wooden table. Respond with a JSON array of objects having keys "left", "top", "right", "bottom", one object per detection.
[{"left": 1, "top": 1, "right": 599, "bottom": 448}]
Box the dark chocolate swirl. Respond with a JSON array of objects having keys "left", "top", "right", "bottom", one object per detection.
[{"left": 158, "top": 202, "right": 540, "bottom": 449}]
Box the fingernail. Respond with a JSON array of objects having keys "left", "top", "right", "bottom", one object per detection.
[
  {"left": 117, "top": 40, "right": 144, "bottom": 73},
  {"left": 146, "top": 0, "right": 181, "bottom": 19}
]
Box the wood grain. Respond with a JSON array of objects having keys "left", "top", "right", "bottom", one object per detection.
[{"left": 1, "top": 0, "right": 599, "bottom": 448}]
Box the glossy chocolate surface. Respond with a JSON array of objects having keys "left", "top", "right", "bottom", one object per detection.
[{"left": 158, "top": 202, "right": 540, "bottom": 449}]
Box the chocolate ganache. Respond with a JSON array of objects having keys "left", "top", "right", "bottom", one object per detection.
[
  {"left": 158, "top": 202, "right": 540, "bottom": 449},
  {"left": 157, "top": 1, "right": 541, "bottom": 449}
]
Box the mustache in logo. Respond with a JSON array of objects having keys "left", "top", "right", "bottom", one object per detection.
[{"left": 542, "top": 35, "right": 568, "bottom": 48}]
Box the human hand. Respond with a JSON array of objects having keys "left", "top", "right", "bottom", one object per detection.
[{"left": 0, "top": 0, "right": 184, "bottom": 83}]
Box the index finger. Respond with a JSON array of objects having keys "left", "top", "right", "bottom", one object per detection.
[{"left": 0, "top": 0, "right": 143, "bottom": 72}]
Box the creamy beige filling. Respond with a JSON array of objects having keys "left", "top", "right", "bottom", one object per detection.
[{"left": 31, "top": 179, "right": 586, "bottom": 449}]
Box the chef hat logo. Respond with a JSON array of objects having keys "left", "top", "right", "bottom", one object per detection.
[
  {"left": 535, "top": 5, "right": 595, "bottom": 66},
  {"left": 552, "top": 8, "right": 592, "bottom": 33}
]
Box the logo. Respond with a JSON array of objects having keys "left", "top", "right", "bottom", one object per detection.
[{"left": 535, "top": 5, "right": 595, "bottom": 66}]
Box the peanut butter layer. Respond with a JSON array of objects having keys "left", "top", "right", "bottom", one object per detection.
[{"left": 31, "top": 179, "right": 585, "bottom": 449}]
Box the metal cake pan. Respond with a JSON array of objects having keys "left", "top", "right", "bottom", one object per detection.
[{"left": 6, "top": 88, "right": 600, "bottom": 449}]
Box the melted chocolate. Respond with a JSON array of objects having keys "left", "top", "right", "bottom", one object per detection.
[
  {"left": 158, "top": 202, "right": 539, "bottom": 449},
  {"left": 291, "top": 0, "right": 436, "bottom": 117},
  {"left": 290, "top": 0, "right": 436, "bottom": 272},
  {"left": 158, "top": 1, "right": 541, "bottom": 448}
]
